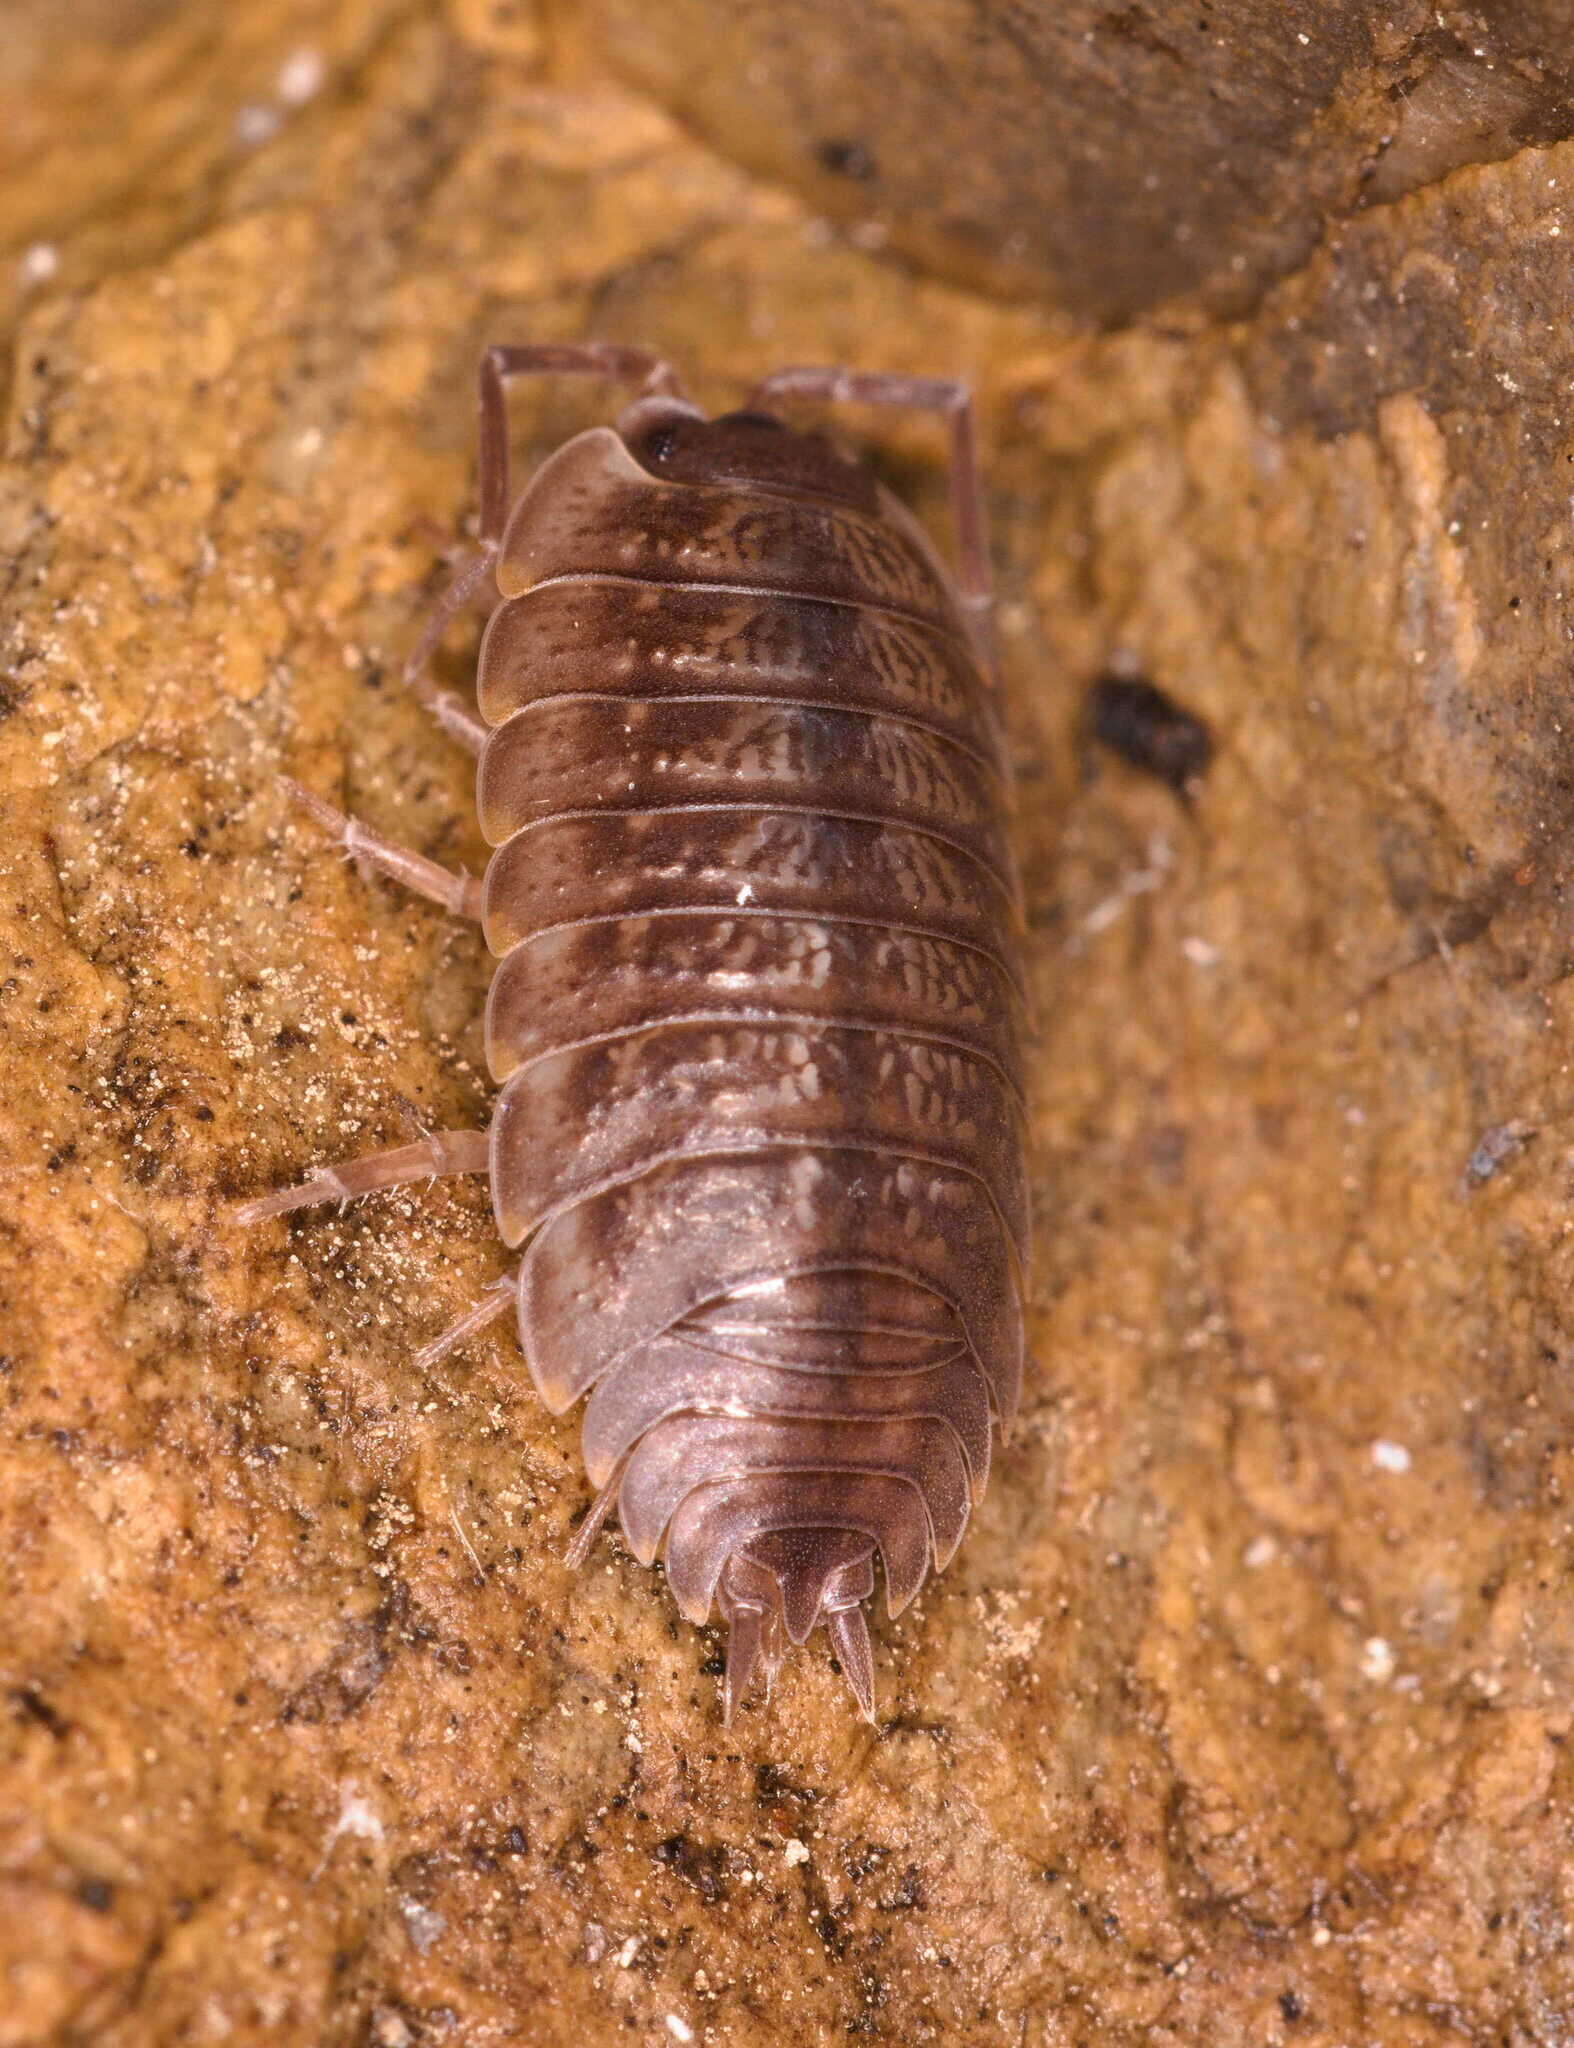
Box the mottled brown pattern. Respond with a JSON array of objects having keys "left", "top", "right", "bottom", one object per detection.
[
  {"left": 481, "top": 804, "right": 1016, "bottom": 952},
  {"left": 479, "top": 404, "right": 1024, "bottom": 1717},
  {"left": 476, "top": 576, "right": 1008, "bottom": 764},
  {"left": 496, "top": 427, "right": 961, "bottom": 623},
  {"left": 476, "top": 697, "right": 1011, "bottom": 873},
  {"left": 489, "top": 1024, "right": 1029, "bottom": 1252},
  {"left": 483, "top": 916, "right": 1024, "bottom": 1081}
]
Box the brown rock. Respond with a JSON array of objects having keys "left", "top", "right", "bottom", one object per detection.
[
  {"left": 594, "top": 0, "right": 1574, "bottom": 318},
  {"left": 2, "top": 3, "right": 1572, "bottom": 2043}
]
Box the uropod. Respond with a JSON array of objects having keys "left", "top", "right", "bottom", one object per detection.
[{"left": 238, "top": 344, "right": 1029, "bottom": 1721}]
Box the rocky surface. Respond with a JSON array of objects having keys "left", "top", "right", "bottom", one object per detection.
[
  {"left": 595, "top": 0, "right": 1574, "bottom": 317},
  {"left": 2, "top": 3, "right": 1572, "bottom": 2043}
]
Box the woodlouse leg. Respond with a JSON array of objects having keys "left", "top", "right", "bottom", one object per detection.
[
  {"left": 233, "top": 1129, "right": 490, "bottom": 1225},
  {"left": 413, "top": 1272, "right": 518, "bottom": 1370},
  {"left": 743, "top": 365, "right": 996, "bottom": 677},
  {"left": 405, "top": 346, "right": 689, "bottom": 743},
  {"left": 477, "top": 342, "right": 688, "bottom": 542},
  {"left": 563, "top": 1462, "right": 628, "bottom": 1571},
  {"left": 401, "top": 546, "right": 499, "bottom": 755},
  {"left": 281, "top": 777, "right": 484, "bottom": 921}
]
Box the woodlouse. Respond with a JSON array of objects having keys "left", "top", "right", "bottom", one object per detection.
[{"left": 238, "top": 344, "right": 1028, "bottom": 1720}]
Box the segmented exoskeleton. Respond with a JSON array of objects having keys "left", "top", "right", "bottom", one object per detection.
[{"left": 238, "top": 346, "right": 1027, "bottom": 1720}]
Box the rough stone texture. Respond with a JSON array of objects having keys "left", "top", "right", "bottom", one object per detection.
[
  {"left": 2, "top": 3, "right": 1573, "bottom": 2044},
  {"left": 595, "top": 0, "right": 1574, "bottom": 319}
]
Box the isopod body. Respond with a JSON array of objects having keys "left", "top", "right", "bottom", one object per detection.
[{"left": 242, "top": 346, "right": 1028, "bottom": 1719}]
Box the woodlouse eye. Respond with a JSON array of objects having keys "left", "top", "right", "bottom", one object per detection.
[{"left": 641, "top": 426, "right": 679, "bottom": 464}]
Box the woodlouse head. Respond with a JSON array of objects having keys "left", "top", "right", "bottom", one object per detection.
[{"left": 615, "top": 395, "right": 879, "bottom": 511}]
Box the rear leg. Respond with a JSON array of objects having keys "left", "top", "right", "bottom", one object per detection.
[
  {"left": 235, "top": 1128, "right": 515, "bottom": 1367},
  {"left": 744, "top": 365, "right": 995, "bottom": 676},
  {"left": 233, "top": 1129, "right": 490, "bottom": 1224},
  {"left": 413, "top": 1272, "right": 518, "bottom": 1369}
]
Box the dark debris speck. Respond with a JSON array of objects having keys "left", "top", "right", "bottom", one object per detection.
[
  {"left": 1087, "top": 673, "right": 1213, "bottom": 796},
  {"left": 817, "top": 138, "right": 878, "bottom": 181}
]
